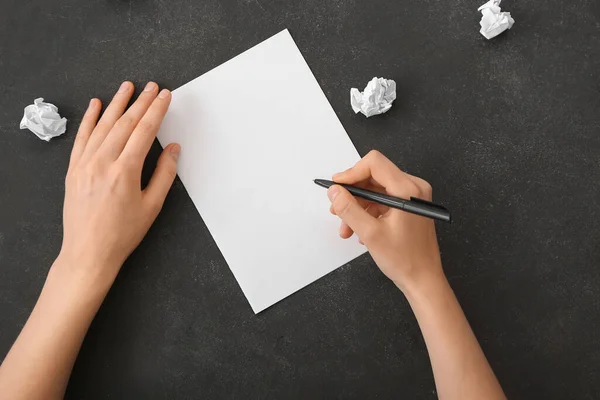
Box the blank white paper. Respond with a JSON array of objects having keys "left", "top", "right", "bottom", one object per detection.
[{"left": 157, "top": 29, "right": 367, "bottom": 313}]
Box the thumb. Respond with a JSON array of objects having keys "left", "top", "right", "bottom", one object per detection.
[
  {"left": 328, "top": 185, "right": 378, "bottom": 242},
  {"left": 144, "top": 143, "right": 180, "bottom": 214}
]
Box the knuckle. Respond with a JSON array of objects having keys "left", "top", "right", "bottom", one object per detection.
[
  {"left": 120, "top": 155, "right": 140, "bottom": 170},
  {"left": 83, "top": 162, "right": 98, "bottom": 177},
  {"left": 334, "top": 193, "right": 353, "bottom": 217},
  {"left": 366, "top": 149, "right": 382, "bottom": 161},
  {"left": 419, "top": 180, "right": 433, "bottom": 198},
  {"left": 75, "top": 165, "right": 98, "bottom": 195},
  {"left": 148, "top": 197, "right": 164, "bottom": 214},
  {"left": 107, "top": 170, "right": 122, "bottom": 189},
  {"left": 73, "top": 131, "right": 84, "bottom": 143},
  {"left": 158, "top": 158, "right": 177, "bottom": 180},
  {"left": 117, "top": 114, "right": 135, "bottom": 129},
  {"left": 164, "top": 166, "right": 177, "bottom": 181},
  {"left": 94, "top": 120, "right": 110, "bottom": 133},
  {"left": 136, "top": 119, "right": 156, "bottom": 134},
  {"left": 391, "top": 180, "right": 420, "bottom": 198},
  {"left": 408, "top": 178, "right": 432, "bottom": 198},
  {"left": 406, "top": 180, "right": 421, "bottom": 196}
]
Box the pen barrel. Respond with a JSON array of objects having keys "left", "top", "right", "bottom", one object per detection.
[
  {"left": 403, "top": 201, "right": 451, "bottom": 223},
  {"left": 315, "top": 180, "right": 451, "bottom": 223},
  {"left": 352, "top": 190, "right": 400, "bottom": 209},
  {"left": 345, "top": 185, "right": 451, "bottom": 223}
]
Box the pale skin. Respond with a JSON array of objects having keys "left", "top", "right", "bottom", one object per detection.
[{"left": 0, "top": 82, "right": 505, "bottom": 400}]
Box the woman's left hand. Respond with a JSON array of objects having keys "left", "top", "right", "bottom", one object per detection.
[{"left": 59, "top": 81, "right": 180, "bottom": 288}]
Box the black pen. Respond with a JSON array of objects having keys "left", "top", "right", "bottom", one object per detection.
[{"left": 314, "top": 179, "right": 451, "bottom": 223}]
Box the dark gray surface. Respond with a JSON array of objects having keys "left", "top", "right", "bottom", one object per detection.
[{"left": 1, "top": 0, "right": 599, "bottom": 398}]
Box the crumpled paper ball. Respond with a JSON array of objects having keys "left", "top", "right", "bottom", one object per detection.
[
  {"left": 478, "top": 0, "right": 514, "bottom": 40},
  {"left": 20, "top": 98, "right": 67, "bottom": 142},
  {"left": 350, "top": 77, "right": 397, "bottom": 118}
]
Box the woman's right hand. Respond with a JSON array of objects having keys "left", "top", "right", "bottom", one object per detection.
[
  {"left": 329, "top": 151, "right": 507, "bottom": 400},
  {"left": 327, "top": 150, "right": 444, "bottom": 293}
]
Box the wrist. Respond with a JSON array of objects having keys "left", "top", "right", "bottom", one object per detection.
[
  {"left": 400, "top": 270, "right": 455, "bottom": 319},
  {"left": 25, "top": 256, "right": 115, "bottom": 336},
  {"left": 394, "top": 262, "right": 448, "bottom": 302},
  {"left": 50, "top": 252, "right": 119, "bottom": 299}
]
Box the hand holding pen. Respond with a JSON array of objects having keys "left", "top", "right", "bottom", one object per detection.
[
  {"left": 314, "top": 180, "right": 450, "bottom": 223},
  {"left": 320, "top": 150, "right": 504, "bottom": 399},
  {"left": 320, "top": 150, "right": 446, "bottom": 292}
]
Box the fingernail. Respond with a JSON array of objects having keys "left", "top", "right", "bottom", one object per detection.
[
  {"left": 159, "top": 88, "right": 170, "bottom": 99},
  {"left": 327, "top": 186, "right": 340, "bottom": 201},
  {"left": 332, "top": 172, "right": 342, "bottom": 180},
  {"left": 88, "top": 98, "right": 95, "bottom": 109},
  {"left": 118, "top": 81, "right": 130, "bottom": 93},
  {"left": 144, "top": 82, "right": 156, "bottom": 91},
  {"left": 170, "top": 144, "right": 180, "bottom": 161}
]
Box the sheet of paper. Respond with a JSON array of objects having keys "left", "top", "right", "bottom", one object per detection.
[{"left": 157, "top": 29, "right": 367, "bottom": 313}]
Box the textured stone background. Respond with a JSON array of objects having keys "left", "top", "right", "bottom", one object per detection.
[{"left": 1, "top": 0, "right": 599, "bottom": 398}]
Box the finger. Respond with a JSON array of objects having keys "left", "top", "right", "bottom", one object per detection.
[
  {"left": 333, "top": 150, "right": 415, "bottom": 196},
  {"left": 99, "top": 82, "right": 159, "bottom": 159},
  {"left": 81, "top": 81, "right": 134, "bottom": 160},
  {"left": 360, "top": 204, "right": 386, "bottom": 245},
  {"left": 143, "top": 143, "right": 180, "bottom": 215},
  {"left": 70, "top": 98, "right": 101, "bottom": 167},
  {"left": 330, "top": 193, "right": 376, "bottom": 215},
  {"left": 404, "top": 173, "right": 433, "bottom": 200},
  {"left": 339, "top": 203, "right": 383, "bottom": 239},
  {"left": 120, "top": 89, "right": 171, "bottom": 163},
  {"left": 328, "top": 185, "right": 379, "bottom": 244},
  {"left": 330, "top": 193, "right": 386, "bottom": 218},
  {"left": 365, "top": 203, "right": 385, "bottom": 218},
  {"left": 339, "top": 222, "right": 353, "bottom": 238}
]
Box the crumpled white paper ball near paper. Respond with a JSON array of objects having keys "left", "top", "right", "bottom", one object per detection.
[
  {"left": 478, "top": 0, "right": 514, "bottom": 40},
  {"left": 350, "top": 77, "right": 397, "bottom": 118},
  {"left": 20, "top": 98, "right": 67, "bottom": 142}
]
